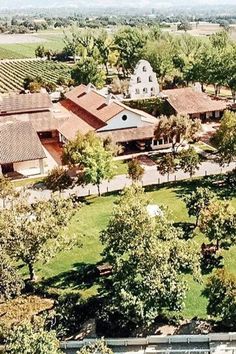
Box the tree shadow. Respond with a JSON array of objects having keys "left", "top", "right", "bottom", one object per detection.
[
  {"left": 200, "top": 254, "right": 224, "bottom": 275},
  {"left": 173, "top": 222, "right": 196, "bottom": 239},
  {"left": 40, "top": 262, "right": 102, "bottom": 291}
]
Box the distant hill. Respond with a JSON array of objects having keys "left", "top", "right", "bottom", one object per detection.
[{"left": 1, "top": 0, "right": 236, "bottom": 10}]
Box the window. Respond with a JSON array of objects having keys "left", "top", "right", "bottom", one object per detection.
[
  {"left": 153, "top": 139, "right": 158, "bottom": 146},
  {"left": 137, "top": 77, "right": 141, "bottom": 83},
  {"left": 149, "top": 76, "right": 153, "bottom": 82},
  {"left": 143, "top": 87, "right": 148, "bottom": 94},
  {"left": 135, "top": 88, "right": 140, "bottom": 95},
  {"left": 158, "top": 139, "right": 163, "bottom": 145},
  {"left": 143, "top": 66, "right": 147, "bottom": 72},
  {"left": 122, "top": 114, "right": 128, "bottom": 121}
]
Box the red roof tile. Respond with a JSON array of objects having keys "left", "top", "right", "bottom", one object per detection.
[
  {"left": 0, "top": 93, "right": 52, "bottom": 115},
  {"left": 162, "top": 88, "right": 227, "bottom": 115},
  {"left": 0, "top": 121, "right": 45, "bottom": 164},
  {"left": 64, "top": 85, "right": 124, "bottom": 124}
]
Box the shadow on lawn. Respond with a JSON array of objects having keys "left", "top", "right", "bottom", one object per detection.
[
  {"left": 171, "top": 175, "right": 236, "bottom": 201},
  {"left": 40, "top": 262, "right": 102, "bottom": 291}
]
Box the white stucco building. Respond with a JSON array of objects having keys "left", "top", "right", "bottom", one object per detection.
[{"left": 128, "top": 60, "right": 160, "bottom": 99}]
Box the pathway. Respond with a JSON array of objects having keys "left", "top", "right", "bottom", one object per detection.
[{"left": 24, "top": 160, "right": 235, "bottom": 204}]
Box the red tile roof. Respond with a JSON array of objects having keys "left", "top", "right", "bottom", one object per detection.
[
  {"left": 0, "top": 111, "right": 60, "bottom": 132},
  {"left": 162, "top": 88, "right": 227, "bottom": 115},
  {"left": 97, "top": 126, "right": 156, "bottom": 143},
  {"left": 0, "top": 121, "right": 46, "bottom": 164},
  {"left": 64, "top": 85, "right": 124, "bottom": 124},
  {"left": 58, "top": 110, "right": 95, "bottom": 140},
  {"left": 0, "top": 93, "right": 52, "bottom": 115}
]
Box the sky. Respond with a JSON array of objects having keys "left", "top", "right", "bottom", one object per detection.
[{"left": 0, "top": 0, "right": 235, "bottom": 9}]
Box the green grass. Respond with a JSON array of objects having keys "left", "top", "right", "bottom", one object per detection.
[
  {"left": 36, "top": 177, "right": 235, "bottom": 318},
  {"left": 0, "top": 38, "right": 64, "bottom": 60},
  {"left": 114, "top": 160, "right": 129, "bottom": 176},
  {"left": 13, "top": 177, "right": 44, "bottom": 188}
]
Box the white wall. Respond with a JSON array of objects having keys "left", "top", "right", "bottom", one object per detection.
[
  {"left": 128, "top": 60, "right": 159, "bottom": 99},
  {"left": 14, "top": 159, "right": 43, "bottom": 177},
  {"left": 97, "top": 109, "right": 151, "bottom": 132}
]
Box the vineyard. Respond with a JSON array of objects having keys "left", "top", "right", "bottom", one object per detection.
[{"left": 0, "top": 59, "right": 72, "bottom": 93}]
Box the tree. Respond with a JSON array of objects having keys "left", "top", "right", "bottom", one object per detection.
[
  {"left": 200, "top": 199, "right": 236, "bottom": 250},
  {"left": 35, "top": 45, "right": 45, "bottom": 58},
  {"left": 45, "top": 167, "right": 73, "bottom": 193},
  {"left": 177, "top": 21, "right": 192, "bottom": 32},
  {"left": 114, "top": 27, "right": 146, "bottom": 76},
  {"left": 71, "top": 56, "right": 106, "bottom": 89},
  {"left": 62, "top": 132, "right": 115, "bottom": 196},
  {"left": 204, "top": 269, "right": 236, "bottom": 328},
  {"left": 178, "top": 147, "right": 201, "bottom": 178},
  {"left": 143, "top": 39, "right": 175, "bottom": 88},
  {"left": 0, "top": 176, "right": 17, "bottom": 208},
  {"left": 212, "top": 110, "right": 236, "bottom": 165},
  {"left": 184, "top": 187, "right": 216, "bottom": 227},
  {"left": 157, "top": 153, "right": 177, "bottom": 181},
  {"left": 100, "top": 184, "right": 199, "bottom": 325},
  {"left": 155, "top": 115, "right": 201, "bottom": 154},
  {"left": 0, "top": 248, "right": 23, "bottom": 302},
  {"left": 5, "top": 323, "right": 62, "bottom": 354},
  {"left": 77, "top": 340, "right": 113, "bottom": 354},
  {"left": 128, "top": 159, "right": 144, "bottom": 182},
  {"left": 95, "top": 30, "right": 113, "bottom": 75},
  {"left": 0, "top": 196, "right": 77, "bottom": 281}
]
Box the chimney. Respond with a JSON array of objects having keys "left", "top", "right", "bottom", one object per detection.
[{"left": 106, "top": 93, "right": 112, "bottom": 105}]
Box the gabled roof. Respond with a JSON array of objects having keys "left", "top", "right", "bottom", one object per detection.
[
  {"left": 64, "top": 85, "right": 125, "bottom": 124},
  {"left": 162, "top": 88, "right": 227, "bottom": 115},
  {"left": 0, "top": 93, "right": 52, "bottom": 116},
  {"left": 0, "top": 121, "right": 46, "bottom": 164}
]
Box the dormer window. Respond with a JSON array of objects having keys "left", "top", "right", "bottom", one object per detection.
[
  {"left": 143, "top": 66, "right": 147, "bottom": 72},
  {"left": 149, "top": 76, "right": 153, "bottom": 82},
  {"left": 137, "top": 77, "right": 141, "bottom": 83}
]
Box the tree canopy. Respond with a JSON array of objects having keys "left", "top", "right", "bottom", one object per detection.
[{"left": 100, "top": 184, "right": 200, "bottom": 325}]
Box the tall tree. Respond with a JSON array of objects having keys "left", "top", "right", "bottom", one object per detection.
[
  {"left": 0, "top": 175, "right": 17, "bottom": 208},
  {"left": 178, "top": 147, "right": 201, "bottom": 178},
  {"left": 71, "top": 56, "right": 106, "bottom": 89},
  {"left": 128, "top": 159, "right": 145, "bottom": 182},
  {"left": 62, "top": 132, "right": 115, "bottom": 196},
  {"left": 0, "top": 196, "right": 76, "bottom": 281},
  {"left": 157, "top": 153, "right": 177, "bottom": 181},
  {"left": 204, "top": 269, "right": 236, "bottom": 328},
  {"left": 200, "top": 199, "right": 236, "bottom": 250},
  {"left": 155, "top": 115, "right": 201, "bottom": 154},
  {"left": 184, "top": 187, "right": 216, "bottom": 227},
  {"left": 100, "top": 185, "right": 199, "bottom": 325},
  {"left": 114, "top": 27, "right": 146, "bottom": 76},
  {"left": 212, "top": 110, "right": 236, "bottom": 165}
]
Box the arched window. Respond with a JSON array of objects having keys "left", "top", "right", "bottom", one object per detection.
[
  {"left": 135, "top": 88, "right": 140, "bottom": 95},
  {"left": 122, "top": 114, "right": 128, "bottom": 121},
  {"left": 143, "top": 66, "right": 147, "bottom": 72},
  {"left": 137, "top": 77, "right": 141, "bottom": 83},
  {"left": 149, "top": 76, "right": 153, "bottom": 82},
  {"left": 150, "top": 87, "right": 155, "bottom": 96},
  {"left": 143, "top": 87, "right": 148, "bottom": 94}
]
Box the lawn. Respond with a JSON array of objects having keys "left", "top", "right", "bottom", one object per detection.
[{"left": 36, "top": 176, "right": 236, "bottom": 319}]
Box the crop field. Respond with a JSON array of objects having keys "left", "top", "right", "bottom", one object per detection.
[
  {"left": 0, "top": 59, "right": 72, "bottom": 93},
  {"left": 0, "top": 33, "right": 65, "bottom": 60}
]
